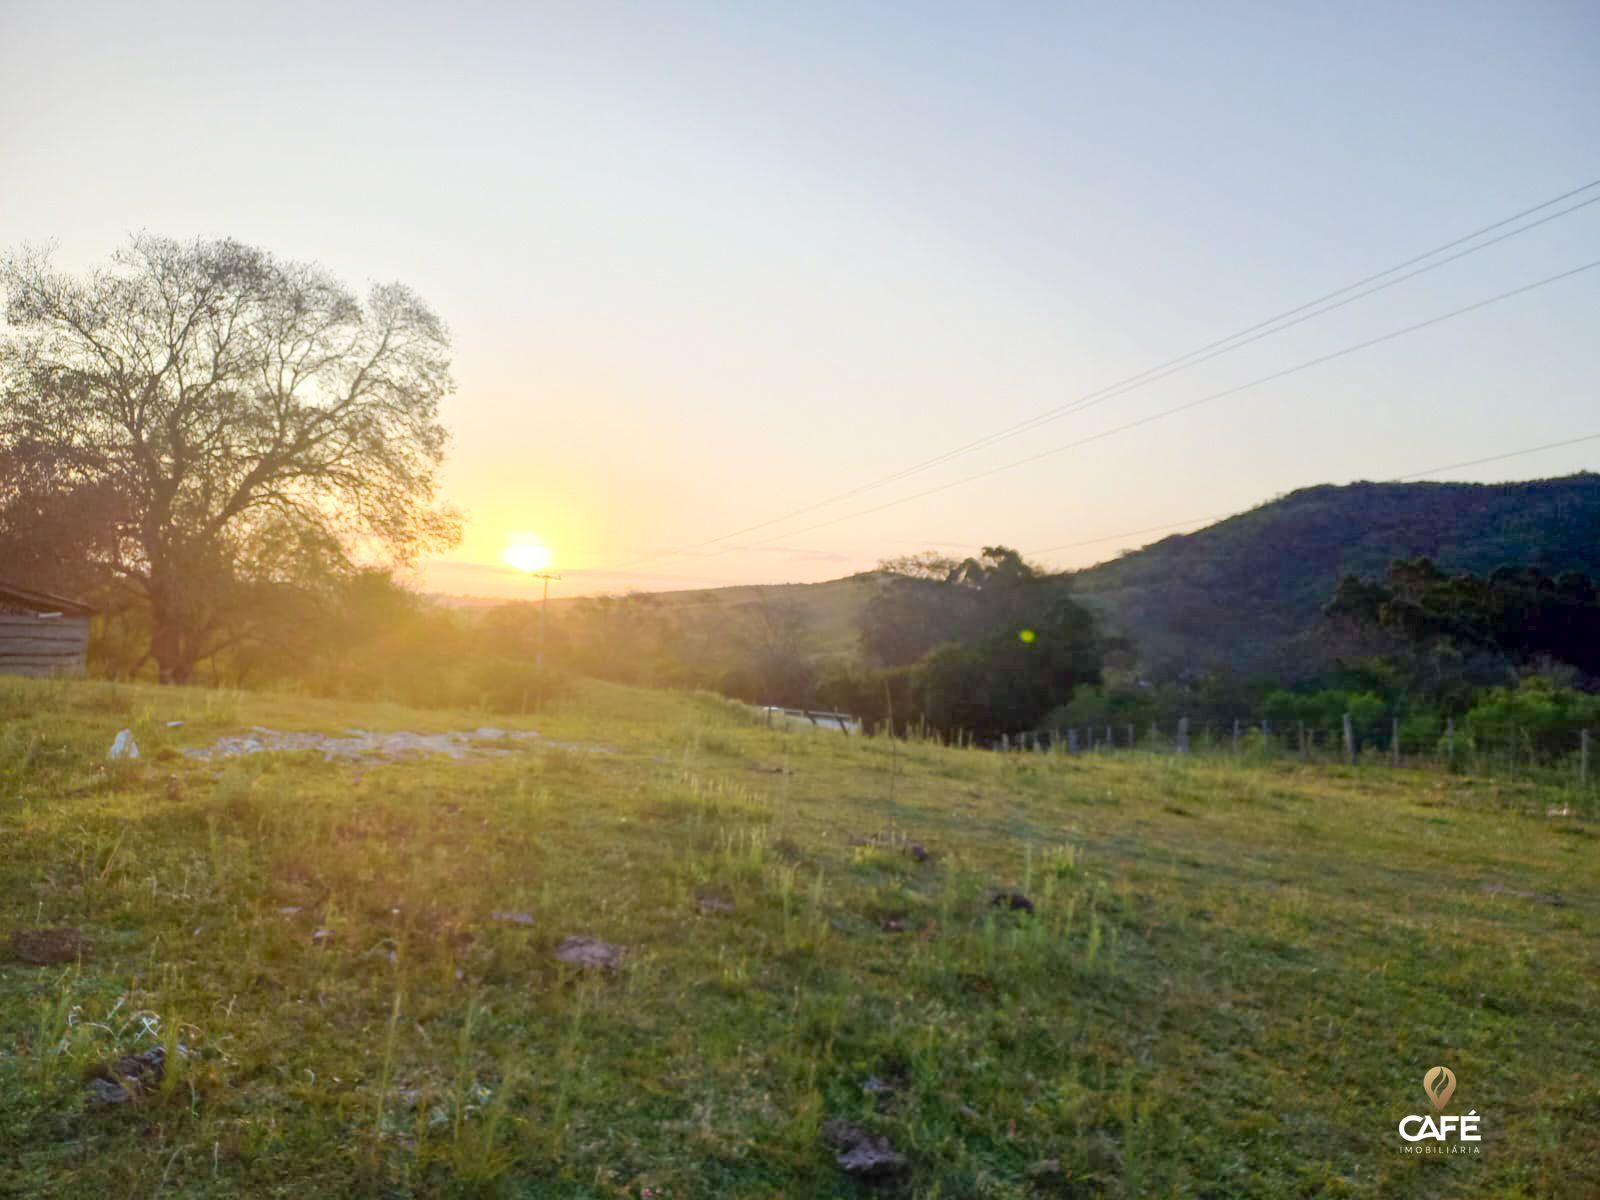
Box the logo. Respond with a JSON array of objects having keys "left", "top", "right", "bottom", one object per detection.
[
  {"left": 1397, "top": 1065, "right": 1481, "bottom": 1155},
  {"left": 1423, "top": 1066, "right": 1456, "bottom": 1110}
]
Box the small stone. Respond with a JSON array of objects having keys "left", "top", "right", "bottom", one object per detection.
[
  {"left": 311, "top": 928, "right": 333, "bottom": 943},
  {"left": 821, "top": 1119, "right": 908, "bottom": 1176},
  {"left": 490, "top": 910, "right": 535, "bottom": 926},
  {"left": 696, "top": 895, "right": 735, "bottom": 916},
  {"left": 86, "top": 1046, "right": 170, "bottom": 1105},
  {"left": 8, "top": 927, "right": 89, "bottom": 965},
  {"left": 107, "top": 730, "right": 140, "bottom": 760},
  {"left": 1027, "top": 1158, "right": 1062, "bottom": 1178},
  {"left": 907, "top": 842, "right": 930, "bottom": 863},
  {"left": 881, "top": 918, "right": 908, "bottom": 933},
  {"left": 990, "top": 889, "right": 1035, "bottom": 914},
  {"left": 554, "top": 935, "right": 625, "bottom": 969}
]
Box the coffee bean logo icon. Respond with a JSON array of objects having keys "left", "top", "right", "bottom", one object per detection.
[{"left": 1423, "top": 1066, "right": 1457, "bottom": 1112}]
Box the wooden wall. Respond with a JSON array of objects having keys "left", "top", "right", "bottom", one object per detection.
[{"left": 0, "top": 611, "right": 91, "bottom": 676}]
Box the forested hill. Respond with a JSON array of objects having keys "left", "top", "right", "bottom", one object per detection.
[{"left": 1069, "top": 472, "right": 1600, "bottom": 679}]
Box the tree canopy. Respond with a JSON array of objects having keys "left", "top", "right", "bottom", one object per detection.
[{"left": 0, "top": 235, "right": 459, "bottom": 681}]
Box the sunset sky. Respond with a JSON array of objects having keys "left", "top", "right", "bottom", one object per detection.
[{"left": 4, "top": 1, "right": 1597, "bottom": 599}]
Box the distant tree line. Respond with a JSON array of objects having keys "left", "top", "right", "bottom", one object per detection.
[{"left": 1049, "top": 557, "right": 1600, "bottom": 761}]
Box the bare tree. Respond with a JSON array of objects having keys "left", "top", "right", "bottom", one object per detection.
[
  {"left": 746, "top": 596, "right": 816, "bottom": 705},
  {"left": 0, "top": 235, "right": 459, "bottom": 682}
]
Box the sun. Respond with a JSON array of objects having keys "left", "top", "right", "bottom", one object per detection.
[{"left": 501, "top": 538, "right": 553, "bottom": 573}]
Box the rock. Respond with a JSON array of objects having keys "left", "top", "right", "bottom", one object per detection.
[
  {"left": 695, "top": 895, "right": 735, "bottom": 916},
  {"left": 907, "top": 842, "right": 930, "bottom": 863},
  {"left": 8, "top": 926, "right": 89, "bottom": 965},
  {"left": 821, "top": 1119, "right": 908, "bottom": 1176},
  {"left": 180, "top": 725, "right": 579, "bottom": 763},
  {"left": 554, "top": 935, "right": 625, "bottom": 969},
  {"left": 490, "top": 910, "right": 535, "bottom": 926},
  {"left": 881, "top": 918, "right": 908, "bottom": 933},
  {"left": 1026, "top": 1158, "right": 1062, "bottom": 1178},
  {"left": 108, "top": 730, "right": 140, "bottom": 760},
  {"left": 86, "top": 1046, "right": 169, "bottom": 1105},
  {"left": 990, "top": 890, "right": 1036, "bottom": 914}
]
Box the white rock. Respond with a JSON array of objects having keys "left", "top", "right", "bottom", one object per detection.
[{"left": 108, "top": 729, "right": 140, "bottom": 760}]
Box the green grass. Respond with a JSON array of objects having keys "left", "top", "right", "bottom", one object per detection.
[{"left": 1, "top": 675, "right": 1596, "bottom": 1197}]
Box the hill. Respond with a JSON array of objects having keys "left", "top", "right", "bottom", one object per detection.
[
  {"left": 442, "top": 473, "right": 1600, "bottom": 684},
  {"left": 1069, "top": 472, "right": 1600, "bottom": 678},
  {"left": 552, "top": 573, "right": 880, "bottom": 658},
  {"left": 1, "top": 675, "right": 1595, "bottom": 1195}
]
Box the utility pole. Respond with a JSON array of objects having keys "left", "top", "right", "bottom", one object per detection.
[{"left": 531, "top": 573, "right": 560, "bottom": 668}]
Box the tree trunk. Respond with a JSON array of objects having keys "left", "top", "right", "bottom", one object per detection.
[{"left": 149, "top": 573, "right": 197, "bottom": 685}]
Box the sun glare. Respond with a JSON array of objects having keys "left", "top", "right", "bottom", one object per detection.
[{"left": 501, "top": 538, "right": 553, "bottom": 574}]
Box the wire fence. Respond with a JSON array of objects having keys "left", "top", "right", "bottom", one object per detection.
[{"left": 1011, "top": 715, "right": 1599, "bottom": 796}]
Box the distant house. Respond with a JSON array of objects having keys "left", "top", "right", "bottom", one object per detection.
[{"left": 0, "top": 581, "right": 94, "bottom": 677}]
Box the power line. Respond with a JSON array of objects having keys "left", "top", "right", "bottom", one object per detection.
[
  {"left": 597, "top": 177, "right": 1600, "bottom": 573},
  {"left": 1027, "top": 431, "right": 1600, "bottom": 557},
  {"left": 751, "top": 257, "right": 1600, "bottom": 544},
  {"left": 1391, "top": 432, "right": 1600, "bottom": 481},
  {"left": 819, "top": 190, "right": 1600, "bottom": 490}
]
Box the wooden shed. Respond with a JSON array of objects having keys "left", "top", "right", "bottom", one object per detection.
[{"left": 0, "top": 581, "right": 94, "bottom": 676}]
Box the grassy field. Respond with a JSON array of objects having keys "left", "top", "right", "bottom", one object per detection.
[{"left": 1, "top": 676, "right": 1596, "bottom": 1198}]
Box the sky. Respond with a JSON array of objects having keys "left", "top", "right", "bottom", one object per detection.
[{"left": 3, "top": 0, "right": 1597, "bottom": 600}]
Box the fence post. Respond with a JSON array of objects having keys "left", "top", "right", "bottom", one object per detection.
[
  {"left": 1391, "top": 717, "right": 1400, "bottom": 768},
  {"left": 1298, "top": 720, "right": 1307, "bottom": 759},
  {"left": 1446, "top": 717, "right": 1454, "bottom": 767},
  {"left": 1149, "top": 720, "right": 1159, "bottom": 749},
  {"left": 1067, "top": 728, "right": 1078, "bottom": 755},
  {"left": 1105, "top": 724, "right": 1113, "bottom": 752},
  {"left": 1232, "top": 718, "right": 1240, "bottom": 754},
  {"left": 1343, "top": 713, "right": 1355, "bottom": 765},
  {"left": 1127, "top": 724, "right": 1135, "bottom": 752},
  {"left": 1178, "top": 716, "right": 1190, "bottom": 754},
  {"left": 1582, "top": 728, "right": 1590, "bottom": 786}
]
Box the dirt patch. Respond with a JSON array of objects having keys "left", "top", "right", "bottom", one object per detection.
[
  {"left": 8, "top": 927, "right": 89, "bottom": 965},
  {"left": 1479, "top": 882, "right": 1565, "bottom": 906}
]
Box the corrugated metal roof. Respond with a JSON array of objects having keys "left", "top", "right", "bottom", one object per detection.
[{"left": 0, "top": 580, "right": 96, "bottom": 616}]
